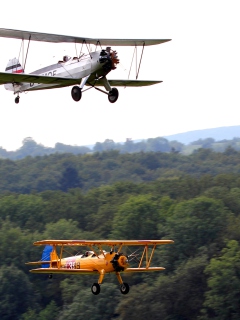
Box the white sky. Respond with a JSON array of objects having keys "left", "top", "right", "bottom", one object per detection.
[{"left": 0, "top": 0, "right": 240, "bottom": 151}]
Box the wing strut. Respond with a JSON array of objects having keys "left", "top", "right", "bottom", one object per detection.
[
  {"left": 136, "top": 43, "right": 145, "bottom": 79},
  {"left": 138, "top": 244, "right": 157, "bottom": 268},
  {"left": 82, "top": 40, "right": 92, "bottom": 59},
  {"left": 23, "top": 35, "right": 31, "bottom": 71},
  {"left": 128, "top": 42, "right": 145, "bottom": 80}
]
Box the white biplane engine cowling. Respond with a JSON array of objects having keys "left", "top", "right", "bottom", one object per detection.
[{"left": 99, "top": 47, "right": 119, "bottom": 73}]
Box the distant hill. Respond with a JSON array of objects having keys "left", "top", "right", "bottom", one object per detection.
[
  {"left": 163, "top": 125, "right": 240, "bottom": 144},
  {"left": 1, "top": 125, "right": 240, "bottom": 160}
]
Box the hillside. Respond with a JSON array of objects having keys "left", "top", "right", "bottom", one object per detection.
[
  {"left": 164, "top": 125, "right": 240, "bottom": 144},
  {"left": 1, "top": 125, "right": 240, "bottom": 160}
]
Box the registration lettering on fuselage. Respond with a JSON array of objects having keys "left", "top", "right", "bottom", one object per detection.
[{"left": 29, "top": 69, "right": 57, "bottom": 87}]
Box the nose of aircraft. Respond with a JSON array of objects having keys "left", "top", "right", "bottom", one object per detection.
[{"left": 110, "top": 253, "right": 129, "bottom": 271}]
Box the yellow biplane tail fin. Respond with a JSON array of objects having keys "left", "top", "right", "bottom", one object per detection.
[{"left": 25, "top": 245, "right": 58, "bottom": 268}]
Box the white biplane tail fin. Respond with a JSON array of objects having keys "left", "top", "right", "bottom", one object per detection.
[{"left": 5, "top": 58, "right": 24, "bottom": 74}]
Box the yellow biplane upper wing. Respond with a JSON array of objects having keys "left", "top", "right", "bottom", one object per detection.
[
  {"left": 0, "top": 28, "right": 171, "bottom": 46},
  {"left": 33, "top": 240, "right": 174, "bottom": 246}
]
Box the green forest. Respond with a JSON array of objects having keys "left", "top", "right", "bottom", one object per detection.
[{"left": 1, "top": 147, "right": 240, "bottom": 319}]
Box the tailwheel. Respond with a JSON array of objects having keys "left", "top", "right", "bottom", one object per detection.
[
  {"left": 71, "top": 86, "right": 82, "bottom": 102},
  {"left": 108, "top": 87, "right": 119, "bottom": 103},
  {"left": 15, "top": 96, "right": 20, "bottom": 104},
  {"left": 120, "top": 282, "right": 129, "bottom": 295},
  {"left": 91, "top": 283, "right": 101, "bottom": 295}
]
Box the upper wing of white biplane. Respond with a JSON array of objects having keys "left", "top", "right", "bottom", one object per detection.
[
  {"left": 33, "top": 240, "right": 174, "bottom": 246},
  {"left": 0, "top": 28, "right": 171, "bottom": 46},
  {"left": 0, "top": 72, "right": 80, "bottom": 86}
]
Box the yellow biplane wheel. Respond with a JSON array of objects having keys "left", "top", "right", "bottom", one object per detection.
[
  {"left": 120, "top": 282, "right": 129, "bottom": 294},
  {"left": 91, "top": 283, "right": 101, "bottom": 295}
]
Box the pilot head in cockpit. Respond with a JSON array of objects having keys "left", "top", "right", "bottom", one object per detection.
[{"left": 63, "top": 55, "right": 70, "bottom": 62}]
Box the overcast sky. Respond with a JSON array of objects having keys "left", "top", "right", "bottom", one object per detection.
[{"left": 0, "top": 0, "right": 240, "bottom": 151}]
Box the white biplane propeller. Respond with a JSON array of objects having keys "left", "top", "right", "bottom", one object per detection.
[{"left": 0, "top": 28, "right": 171, "bottom": 104}]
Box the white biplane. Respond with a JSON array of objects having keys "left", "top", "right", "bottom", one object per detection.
[{"left": 0, "top": 28, "right": 170, "bottom": 104}]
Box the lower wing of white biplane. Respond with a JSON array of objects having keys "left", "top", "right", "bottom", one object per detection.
[
  {"left": 0, "top": 72, "right": 161, "bottom": 88},
  {"left": 0, "top": 72, "right": 80, "bottom": 87},
  {"left": 87, "top": 79, "right": 162, "bottom": 87}
]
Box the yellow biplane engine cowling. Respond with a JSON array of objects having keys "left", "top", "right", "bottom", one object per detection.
[{"left": 110, "top": 253, "right": 129, "bottom": 272}]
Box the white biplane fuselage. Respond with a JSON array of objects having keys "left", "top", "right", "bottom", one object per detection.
[
  {"left": 4, "top": 50, "right": 110, "bottom": 92},
  {"left": 17, "top": 53, "right": 94, "bottom": 91}
]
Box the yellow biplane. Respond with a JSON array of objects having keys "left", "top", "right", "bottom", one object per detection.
[{"left": 26, "top": 239, "right": 174, "bottom": 295}]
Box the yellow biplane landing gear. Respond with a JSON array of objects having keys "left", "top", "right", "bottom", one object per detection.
[
  {"left": 116, "top": 272, "right": 130, "bottom": 295},
  {"left": 120, "top": 282, "right": 129, "bottom": 294},
  {"left": 91, "top": 283, "right": 101, "bottom": 295}
]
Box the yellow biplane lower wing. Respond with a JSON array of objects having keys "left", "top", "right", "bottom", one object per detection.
[
  {"left": 30, "top": 268, "right": 98, "bottom": 275},
  {"left": 125, "top": 267, "right": 165, "bottom": 272},
  {"left": 29, "top": 267, "right": 165, "bottom": 274}
]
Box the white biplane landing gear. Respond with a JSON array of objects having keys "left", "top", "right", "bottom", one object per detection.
[
  {"left": 108, "top": 87, "right": 118, "bottom": 103},
  {"left": 15, "top": 95, "right": 20, "bottom": 104},
  {"left": 71, "top": 86, "right": 82, "bottom": 102},
  {"left": 91, "top": 283, "right": 101, "bottom": 295}
]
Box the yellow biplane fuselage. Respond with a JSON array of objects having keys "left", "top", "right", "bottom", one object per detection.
[{"left": 55, "top": 251, "right": 128, "bottom": 274}]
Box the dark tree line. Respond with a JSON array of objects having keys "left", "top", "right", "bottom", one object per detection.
[{"left": 1, "top": 147, "right": 240, "bottom": 194}]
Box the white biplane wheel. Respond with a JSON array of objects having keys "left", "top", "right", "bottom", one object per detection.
[
  {"left": 91, "top": 283, "right": 101, "bottom": 295},
  {"left": 108, "top": 87, "right": 119, "bottom": 103},
  {"left": 71, "top": 86, "right": 82, "bottom": 102},
  {"left": 120, "top": 282, "right": 129, "bottom": 294},
  {"left": 15, "top": 96, "right": 20, "bottom": 104}
]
